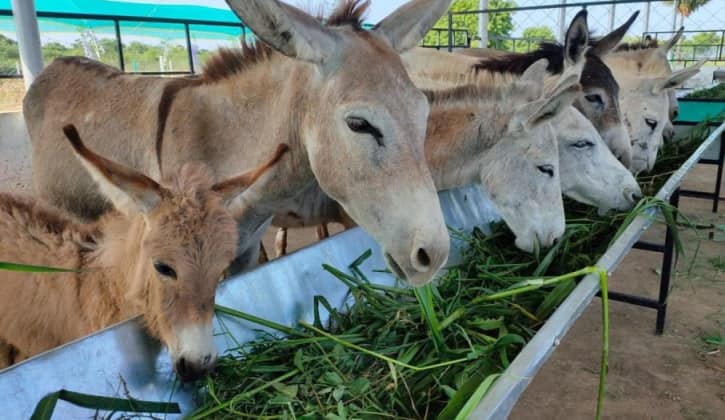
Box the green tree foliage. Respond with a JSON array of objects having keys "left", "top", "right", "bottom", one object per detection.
[
  {"left": 680, "top": 32, "right": 721, "bottom": 60},
  {"left": 0, "top": 34, "right": 20, "bottom": 75},
  {"left": 423, "top": 0, "right": 516, "bottom": 48},
  {"left": 521, "top": 26, "right": 555, "bottom": 42},
  {"left": 0, "top": 32, "right": 220, "bottom": 75}
]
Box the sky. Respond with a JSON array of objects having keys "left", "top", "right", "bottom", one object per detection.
[
  {"left": 107, "top": 0, "right": 725, "bottom": 40},
  {"left": 2, "top": 0, "right": 725, "bottom": 45}
]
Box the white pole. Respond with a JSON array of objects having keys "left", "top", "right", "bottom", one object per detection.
[
  {"left": 643, "top": 1, "right": 651, "bottom": 34},
  {"left": 671, "top": 0, "right": 678, "bottom": 32},
  {"left": 558, "top": 0, "right": 567, "bottom": 42},
  {"left": 608, "top": 3, "right": 616, "bottom": 32},
  {"left": 10, "top": 0, "right": 43, "bottom": 90},
  {"left": 478, "top": 0, "right": 488, "bottom": 48}
]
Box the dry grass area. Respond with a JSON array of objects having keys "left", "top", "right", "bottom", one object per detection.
[{"left": 0, "top": 79, "right": 24, "bottom": 113}]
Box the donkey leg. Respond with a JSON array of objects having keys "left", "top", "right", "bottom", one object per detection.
[
  {"left": 274, "top": 228, "right": 288, "bottom": 257},
  {"left": 0, "top": 339, "right": 16, "bottom": 369},
  {"left": 258, "top": 242, "right": 269, "bottom": 264},
  {"left": 316, "top": 224, "right": 330, "bottom": 240}
]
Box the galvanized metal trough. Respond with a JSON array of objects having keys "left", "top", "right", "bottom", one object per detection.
[{"left": 1, "top": 121, "right": 723, "bottom": 419}]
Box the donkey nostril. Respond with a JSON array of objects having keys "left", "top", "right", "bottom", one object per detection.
[
  {"left": 203, "top": 354, "right": 212, "bottom": 366},
  {"left": 176, "top": 357, "right": 189, "bottom": 377},
  {"left": 416, "top": 248, "right": 431, "bottom": 268}
]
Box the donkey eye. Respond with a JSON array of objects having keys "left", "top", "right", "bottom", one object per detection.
[
  {"left": 153, "top": 261, "right": 177, "bottom": 279},
  {"left": 537, "top": 164, "right": 555, "bottom": 178},
  {"left": 572, "top": 140, "right": 594, "bottom": 149},
  {"left": 645, "top": 118, "right": 658, "bottom": 131},
  {"left": 345, "top": 116, "right": 384, "bottom": 147},
  {"left": 584, "top": 94, "right": 603, "bottom": 105}
]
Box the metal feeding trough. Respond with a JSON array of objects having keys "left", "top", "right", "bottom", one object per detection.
[{"left": 1, "top": 122, "right": 723, "bottom": 419}]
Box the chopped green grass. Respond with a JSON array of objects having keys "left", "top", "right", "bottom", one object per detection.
[
  {"left": 684, "top": 83, "right": 725, "bottom": 99},
  {"left": 188, "top": 121, "right": 715, "bottom": 419}
]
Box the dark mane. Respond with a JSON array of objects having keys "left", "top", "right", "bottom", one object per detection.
[
  {"left": 422, "top": 83, "right": 534, "bottom": 106},
  {"left": 201, "top": 0, "right": 370, "bottom": 83},
  {"left": 201, "top": 42, "right": 274, "bottom": 83},
  {"left": 472, "top": 42, "right": 565, "bottom": 75},
  {"left": 326, "top": 0, "right": 370, "bottom": 29},
  {"left": 615, "top": 37, "right": 660, "bottom": 52}
]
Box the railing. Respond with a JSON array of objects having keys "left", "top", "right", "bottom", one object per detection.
[
  {"left": 644, "top": 29, "right": 725, "bottom": 66},
  {"left": 0, "top": 9, "right": 246, "bottom": 78},
  {"left": 420, "top": 27, "right": 471, "bottom": 50}
]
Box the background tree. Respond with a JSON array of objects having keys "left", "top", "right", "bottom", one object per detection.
[
  {"left": 664, "top": 0, "right": 711, "bottom": 29},
  {"left": 423, "top": 0, "right": 516, "bottom": 48}
]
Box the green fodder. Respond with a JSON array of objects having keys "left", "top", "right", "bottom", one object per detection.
[
  {"left": 683, "top": 83, "right": 725, "bottom": 99},
  {"left": 189, "top": 196, "right": 668, "bottom": 420},
  {"left": 189, "top": 121, "right": 718, "bottom": 419}
]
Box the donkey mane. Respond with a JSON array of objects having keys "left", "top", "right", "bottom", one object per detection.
[
  {"left": 422, "top": 81, "right": 536, "bottom": 107},
  {"left": 201, "top": 0, "right": 370, "bottom": 83},
  {"left": 472, "top": 42, "right": 566, "bottom": 75},
  {"left": 615, "top": 38, "right": 659, "bottom": 52}
]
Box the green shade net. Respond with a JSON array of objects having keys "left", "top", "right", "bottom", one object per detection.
[
  {"left": 676, "top": 100, "right": 725, "bottom": 123},
  {"left": 0, "top": 0, "right": 247, "bottom": 40}
]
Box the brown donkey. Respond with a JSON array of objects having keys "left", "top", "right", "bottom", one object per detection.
[
  {"left": 0, "top": 125, "right": 287, "bottom": 381},
  {"left": 24, "top": 0, "right": 454, "bottom": 286}
]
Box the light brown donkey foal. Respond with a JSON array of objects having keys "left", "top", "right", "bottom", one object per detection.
[{"left": 0, "top": 125, "right": 287, "bottom": 381}]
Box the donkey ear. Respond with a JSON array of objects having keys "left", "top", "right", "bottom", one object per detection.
[
  {"left": 658, "top": 26, "right": 684, "bottom": 57},
  {"left": 590, "top": 10, "right": 639, "bottom": 57},
  {"left": 652, "top": 60, "right": 705, "bottom": 94},
  {"left": 225, "top": 0, "right": 337, "bottom": 64},
  {"left": 521, "top": 58, "right": 549, "bottom": 83},
  {"left": 374, "top": 0, "right": 454, "bottom": 52},
  {"left": 520, "top": 78, "right": 580, "bottom": 129},
  {"left": 212, "top": 144, "right": 289, "bottom": 206},
  {"left": 62, "top": 124, "right": 166, "bottom": 216},
  {"left": 564, "top": 10, "right": 588, "bottom": 66}
]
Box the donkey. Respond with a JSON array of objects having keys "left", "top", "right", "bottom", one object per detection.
[
  {"left": 271, "top": 60, "right": 642, "bottom": 257},
  {"left": 0, "top": 125, "right": 286, "bottom": 380},
  {"left": 447, "top": 10, "right": 638, "bottom": 170},
  {"left": 598, "top": 32, "right": 704, "bottom": 174},
  {"left": 612, "top": 28, "right": 685, "bottom": 143},
  {"left": 24, "top": 0, "right": 454, "bottom": 287}
]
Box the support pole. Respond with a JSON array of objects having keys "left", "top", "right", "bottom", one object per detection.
[
  {"left": 655, "top": 189, "right": 680, "bottom": 335},
  {"left": 558, "top": 0, "right": 567, "bottom": 42},
  {"left": 478, "top": 0, "right": 488, "bottom": 48},
  {"left": 714, "top": 132, "right": 725, "bottom": 213},
  {"left": 643, "top": 1, "right": 651, "bottom": 34},
  {"left": 608, "top": 2, "right": 616, "bottom": 32},
  {"left": 10, "top": 0, "right": 43, "bottom": 89}
]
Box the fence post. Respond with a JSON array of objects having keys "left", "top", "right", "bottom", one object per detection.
[
  {"left": 113, "top": 19, "right": 125, "bottom": 71},
  {"left": 558, "top": 0, "right": 567, "bottom": 42},
  {"left": 447, "top": 11, "right": 453, "bottom": 52},
  {"left": 478, "top": 0, "right": 488, "bottom": 48},
  {"left": 643, "top": 1, "right": 651, "bottom": 33},
  {"left": 184, "top": 23, "right": 194, "bottom": 74},
  {"left": 719, "top": 30, "right": 724, "bottom": 62},
  {"left": 608, "top": 2, "right": 616, "bottom": 32},
  {"left": 10, "top": 0, "right": 43, "bottom": 89}
]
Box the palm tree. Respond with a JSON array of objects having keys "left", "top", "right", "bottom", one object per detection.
[
  {"left": 665, "top": 0, "right": 711, "bottom": 29},
  {"left": 664, "top": 1, "right": 711, "bottom": 60}
]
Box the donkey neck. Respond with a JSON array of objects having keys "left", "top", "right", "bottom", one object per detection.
[
  {"left": 425, "top": 100, "right": 511, "bottom": 190},
  {"left": 164, "top": 56, "right": 319, "bottom": 210},
  {"left": 81, "top": 214, "right": 147, "bottom": 328}
]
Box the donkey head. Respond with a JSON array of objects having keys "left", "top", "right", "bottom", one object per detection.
[
  {"left": 556, "top": 106, "right": 641, "bottom": 213},
  {"left": 225, "top": 0, "right": 453, "bottom": 286},
  {"left": 477, "top": 63, "right": 577, "bottom": 252},
  {"left": 618, "top": 62, "right": 704, "bottom": 174},
  {"left": 572, "top": 10, "right": 639, "bottom": 169},
  {"left": 62, "top": 124, "right": 287, "bottom": 382}
]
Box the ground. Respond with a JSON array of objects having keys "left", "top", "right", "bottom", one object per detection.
[
  {"left": 0, "top": 79, "right": 24, "bottom": 113},
  {"left": 0, "top": 111, "right": 723, "bottom": 419}
]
